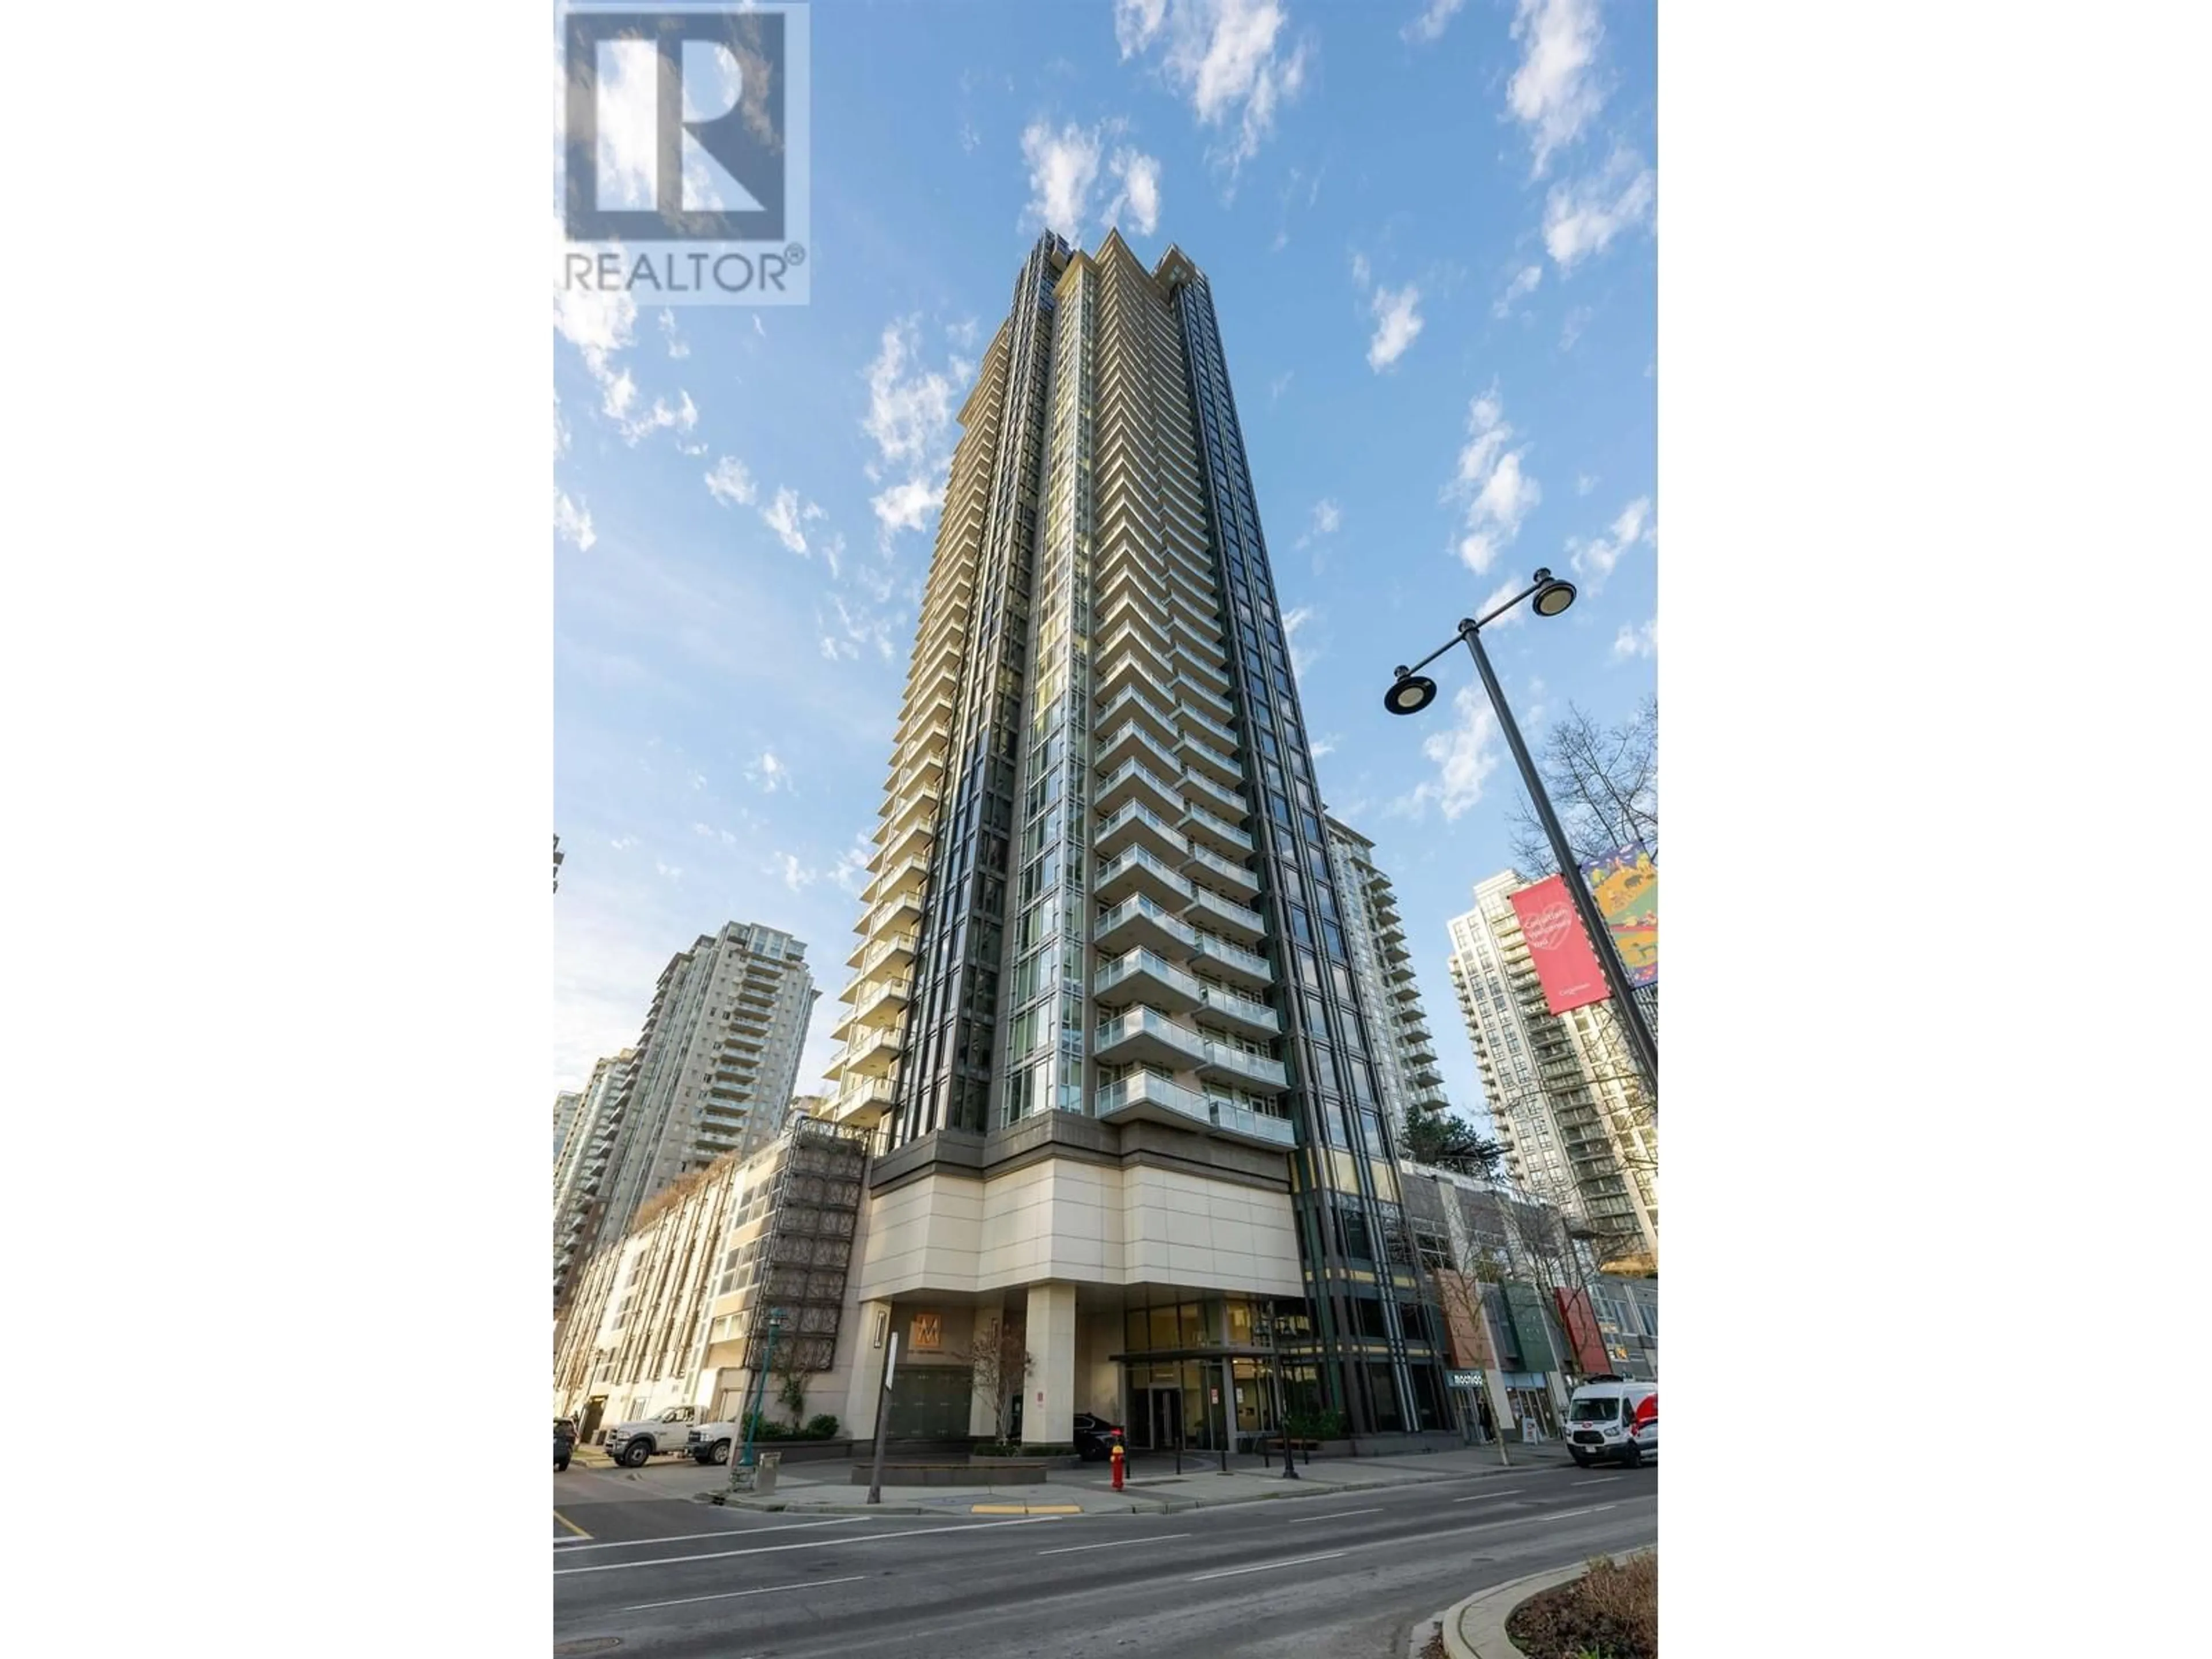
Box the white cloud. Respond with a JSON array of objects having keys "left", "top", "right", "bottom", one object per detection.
[
  {"left": 1560, "top": 304, "right": 1593, "bottom": 351},
  {"left": 762, "top": 487, "right": 817, "bottom": 555},
  {"left": 1508, "top": 0, "right": 1605, "bottom": 177},
  {"left": 775, "top": 853, "right": 818, "bottom": 893},
  {"left": 748, "top": 751, "right": 791, "bottom": 794},
  {"left": 1021, "top": 119, "right": 1103, "bottom": 234},
  {"left": 1111, "top": 148, "right": 1164, "bottom": 234},
  {"left": 1575, "top": 472, "right": 1597, "bottom": 496},
  {"left": 1403, "top": 0, "right": 1467, "bottom": 44},
  {"left": 654, "top": 859, "right": 684, "bottom": 882},
  {"left": 1309, "top": 733, "right": 1339, "bottom": 760},
  {"left": 658, "top": 308, "right": 690, "bottom": 359},
  {"left": 1311, "top": 499, "right": 1341, "bottom": 536},
  {"left": 608, "top": 835, "right": 638, "bottom": 851},
  {"left": 832, "top": 834, "right": 876, "bottom": 896},
  {"left": 1393, "top": 684, "right": 1500, "bottom": 821},
  {"left": 1493, "top": 263, "right": 1543, "bottom": 319},
  {"left": 948, "top": 317, "right": 982, "bottom": 350},
  {"left": 1115, "top": 0, "right": 1310, "bottom": 186},
  {"left": 1366, "top": 285, "right": 1425, "bottom": 372},
  {"left": 1350, "top": 250, "right": 1372, "bottom": 288},
  {"left": 554, "top": 488, "right": 597, "bottom": 552},
  {"left": 1445, "top": 387, "right": 1542, "bottom": 575},
  {"left": 704, "top": 456, "right": 757, "bottom": 507},
  {"left": 1282, "top": 604, "right": 1321, "bottom": 679},
  {"left": 1021, "top": 120, "right": 1163, "bottom": 238},
  {"left": 1543, "top": 148, "right": 1656, "bottom": 271},
  {"left": 1567, "top": 495, "right": 1654, "bottom": 589},
  {"left": 959, "top": 120, "right": 982, "bottom": 154},
  {"left": 862, "top": 319, "right": 972, "bottom": 551},
  {"left": 1613, "top": 617, "right": 1658, "bottom": 660},
  {"left": 823, "top": 592, "right": 897, "bottom": 664},
  {"left": 1268, "top": 370, "right": 1293, "bottom": 404}
]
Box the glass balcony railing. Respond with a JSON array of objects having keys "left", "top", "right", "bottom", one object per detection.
[
  {"left": 1093, "top": 800, "right": 1190, "bottom": 857},
  {"left": 1093, "top": 1070, "right": 1295, "bottom": 1150},
  {"left": 1180, "top": 801, "right": 1253, "bottom": 854},
  {"left": 1094, "top": 946, "right": 1203, "bottom": 1006},
  {"left": 1196, "top": 983, "right": 1279, "bottom": 1034},
  {"left": 1191, "top": 929, "right": 1271, "bottom": 981},
  {"left": 1096, "top": 844, "right": 1192, "bottom": 902},
  {"left": 1094, "top": 893, "right": 1196, "bottom": 951}
]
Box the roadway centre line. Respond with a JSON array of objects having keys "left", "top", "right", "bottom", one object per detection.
[
  {"left": 551, "top": 1517, "right": 870, "bottom": 1552},
  {"left": 1036, "top": 1532, "right": 1194, "bottom": 1556},
  {"left": 1282, "top": 1507, "right": 1382, "bottom": 1524},
  {"left": 1190, "top": 1550, "right": 1347, "bottom": 1582},
  {"left": 622, "top": 1573, "right": 870, "bottom": 1613},
  {"left": 552, "top": 1514, "right": 1066, "bottom": 1576},
  {"left": 1451, "top": 1488, "right": 1525, "bottom": 1502},
  {"left": 1574, "top": 1477, "right": 1626, "bottom": 1485}
]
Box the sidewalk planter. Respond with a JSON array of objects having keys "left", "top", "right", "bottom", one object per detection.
[
  {"left": 971, "top": 1453, "right": 1084, "bottom": 1471},
  {"left": 846, "top": 1463, "right": 1051, "bottom": 1487}
]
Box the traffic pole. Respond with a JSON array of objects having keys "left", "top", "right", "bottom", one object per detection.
[{"left": 865, "top": 1334, "right": 898, "bottom": 1506}]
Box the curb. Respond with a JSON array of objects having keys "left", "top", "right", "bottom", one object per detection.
[{"left": 1431, "top": 1550, "right": 1643, "bottom": 1659}]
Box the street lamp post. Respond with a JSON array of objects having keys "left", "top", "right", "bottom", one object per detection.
[
  {"left": 731, "top": 1306, "right": 788, "bottom": 1488},
  {"left": 1262, "top": 1304, "right": 1300, "bottom": 1479},
  {"left": 1382, "top": 570, "right": 1658, "bottom": 1100}
]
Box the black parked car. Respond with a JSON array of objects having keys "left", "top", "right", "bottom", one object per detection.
[
  {"left": 1071, "top": 1413, "right": 1123, "bottom": 1461},
  {"left": 555, "top": 1419, "right": 577, "bottom": 1472}
]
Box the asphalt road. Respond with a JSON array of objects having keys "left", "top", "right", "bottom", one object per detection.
[{"left": 552, "top": 1460, "right": 1658, "bottom": 1658}]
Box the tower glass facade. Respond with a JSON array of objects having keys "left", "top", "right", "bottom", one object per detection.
[{"left": 827, "top": 235, "right": 1449, "bottom": 1440}]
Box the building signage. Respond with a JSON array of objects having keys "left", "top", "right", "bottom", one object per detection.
[
  {"left": 910, "top": 1311, "right": 942, "bottom": 1351},
  {"left": 1446, "top": 1370, "right": 1483, "bottom": 1389}
]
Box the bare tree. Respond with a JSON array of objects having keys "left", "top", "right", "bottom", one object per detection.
[
  {"left": 772, "top": 1338, "right": 810, "bottom": 1429},
  {"left": 966, "top": 1315, "right": 1033, "bottom": 1448},
  {"left": 1507, "top": 697, "right": 1658, "bottom": 880}
]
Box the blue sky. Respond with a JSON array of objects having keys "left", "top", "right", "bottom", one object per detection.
[{"left": 553, "top": 0, "right": 1657, "bottom": 1134}]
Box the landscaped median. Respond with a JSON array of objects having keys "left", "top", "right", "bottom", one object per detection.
[{"left": 1429, "top": 1550, "right": 1654, "bottom": 1659}]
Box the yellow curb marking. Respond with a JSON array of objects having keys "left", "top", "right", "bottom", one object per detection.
[
  {"left": 970, "top": 1503, "right": 1082, "bottom": 1515},
  {"left": 553, "top": 1509, "right": 592, "bottom": 1539}
]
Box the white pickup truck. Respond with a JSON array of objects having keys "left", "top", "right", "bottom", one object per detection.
[
  {"left": 601, "top": 1406, "right": 699, "bottom": 1467},
  {"left": 681, "top": 1416, "right": 743, "bottom": 1465}
]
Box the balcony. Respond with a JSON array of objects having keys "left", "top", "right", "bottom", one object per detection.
[
  {"left": 884, "top": 743, "right": 948, "bottom": 797},
  {"left": 1094, "top": 1070, "right": 1295, "bottom": 1152},
  {"left": 896, "top": 686, "right": 955, "bottom": 741},
  {"left": 1179, "top": 728, "right": 1242, "bottom": 788},
  {"left": 1196, "top": 983, "right": 1279, "bottom": 1037},
  {"left": 1094, "top": 893, "right": 1196, "bottom": 956},
  {"left": 1095, "top": 844, "right": 1192, "bottom": 908},
  {"left": 1169, "top": 668, "right": 1230, "bottom": 715},
  {"left": 1093, "top": 799, "right": 1190, "bottom": 864},
  {"left": 1093, "top": 718, "right": 1184, "bottom": 781},
  {"left": 1177, "top": 646, "right": 1232, "bottom": 696},
  {"left": 1095, "top": 757, "right": 1182, "bottom": 819},
  {"left": 844, "top": 1026, "right": 904, "bottom": 1078},
  {"left": 1096, "top": 647, "right": 1177, "bottom": 706},
  {"left": 1195, "top": 1041, "right": 1288, "bottom": 1092},
  {"left": 1094, "top": 1006, "right": 1209, "bottom": 1070},
  {"left": 1183, "top": 840, "right": 1260, "bottom": 899},
  {"left": 1185, "top": 884, "right": 1267, "bottom": 945},
  {"left": 1181, "top": 801, "right": 1253, "bottom": 858},
  {"left": 1190, "top": 929, "right": 1272, "bottom": 990},
  {"left": 1176, "top": 700, "right": 1238, "bottom": 750},
  {"left": 1094, "top": 684, "right": 1179, "bottom": 748},
  {"left": 1096, "top": 586, "right": 1173, "bottom": 649},
  {"left": 832, "top": 1074, "right": 895, "bottom": 1127},
  {"left": 1387, "top": 957, "right": 1418, "bottom": 984},
  {"left": 880, "top": 816, "right": 933, "bottom": 870},
  {"left": 1180, "top": 766, "right": 1247, "bottom": 819},
  {"left": 1093, "top": 947, "right": 1204, "bottom": 1014},
  {"left": 847, "top": 927, "right": 921, "bottom": 973},
  {"left": 1099, "top": 618, "right": 1174, "bottom": 679},
  {"left": 851, "top": 975, "right": 912, "bottom": 1030},
  {"left": 866, "top": 854, "right": 931, "bottom": 905}
]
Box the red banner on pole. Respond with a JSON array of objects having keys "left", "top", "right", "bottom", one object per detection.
[{"left": 1510, "top": 875, "right": 1609, "bottom": 1014}]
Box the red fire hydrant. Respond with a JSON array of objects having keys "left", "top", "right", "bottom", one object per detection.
[{"left": 1109, "top": 1433, "right": 1126, "bottom": 1491}]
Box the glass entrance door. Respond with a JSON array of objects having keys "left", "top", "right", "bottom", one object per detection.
[{"left": 1145, "top": 1385, "right": 1183, "bottom": 1452}]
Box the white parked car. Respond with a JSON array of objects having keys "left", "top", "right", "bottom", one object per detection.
[
  {"left": 683, "top": 1418, "right": 744, "bottom": 1465},
  {"left": 1565, "top": 1377, "right": 1657, "bottom": 1468},
  {"left": 602, "top": 1406, "right": 698, "bottom": 1467}
]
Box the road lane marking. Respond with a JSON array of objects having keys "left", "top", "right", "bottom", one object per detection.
[
  {"left": 1190, "top": 1549, "right": 1348, "bottom": 1582},
  {"left": 621, "top": 1573, "right": 870, "bottom": 1613},
  {"left": 1451, "top": 1488, "right": 1526, "bottom": 1502},
  {"left": 553, "top": 1514, "right": 1066, "bottom": 1576},
  {"left": 1036, "top": 1532, "right": 1194, "bottom": 1556},
  {"left": 551, "top": 1517, "right": 870, "bottom": 1552},
  {"left": 552, "top": 1510, "right": 591, "bottom": 1539},
  {"left": 1574, "top": 1477, "right": 1624, "bottom": 1486},
  {"left": 1282, "top": 1507, "right": 1382, "bottom": 1524}
]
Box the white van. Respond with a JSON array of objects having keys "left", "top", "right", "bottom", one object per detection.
[{"left": 1565, "top": 1376, "right": 1657, "bottom": 1468}]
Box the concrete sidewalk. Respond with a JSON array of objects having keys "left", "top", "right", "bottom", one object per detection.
[{"left": 697, "top": 1441, "right": 1575, "bottom": 1517}]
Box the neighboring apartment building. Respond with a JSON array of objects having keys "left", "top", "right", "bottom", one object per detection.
[
  {"left": 1324, "top": 816, "right": 1453, "bottom": 1142},
  {"left": 552, "top": 1047, "right": 638, "bottom": 1313},
  {"left": 1446, "top": 873, "right": 1658, "bottom": 1266},
  {"left": 553, "top": 1090, "right": 583, "bottom": 1163},
  {"left": 591, "top": 922, "right": 820, "bottom": 1261},
  {"left": 553, "top": 1116, "right": 870, "bottom": 1441},
  {"left": 820, "top": 232, "right": 1453, "bottom": 1451}
]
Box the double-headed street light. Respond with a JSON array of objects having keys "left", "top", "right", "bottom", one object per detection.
[{"left": 1383, "top": 569, "right": 1658, "bottom": 1099}]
